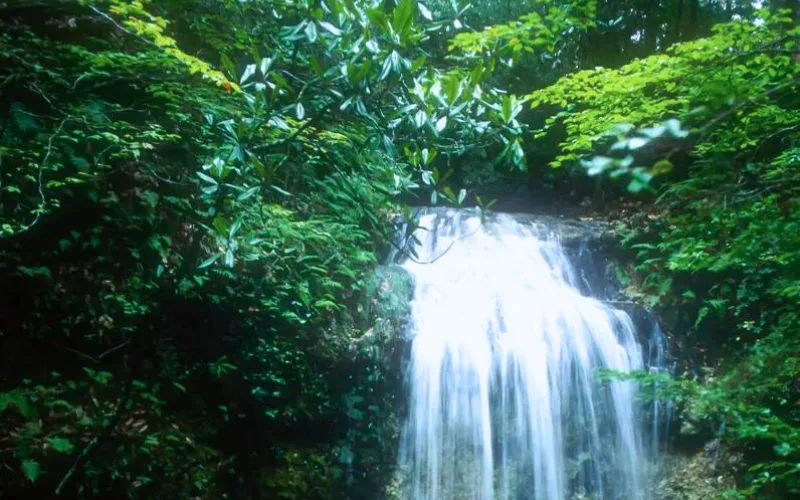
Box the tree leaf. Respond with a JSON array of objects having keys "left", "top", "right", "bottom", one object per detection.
[
  {"left": 304, "top": 22, "right": 318, "bottom": 42},
  {"left": 319, "top": 21, "right": 342, "bottom": 36},
  {"left": 271, "top": 185, "right": 293, "bottom": 197},
  {"left": 259, "top": 57, "right": 272, "bottom": 75},
  {"left": 196, "top": 172, "right": 218, "bottom": 185},
  {"left": 418, "top": 3, "right": 433, "bottom": 20},
  {"left": 198, "top": 254, "right": 220, "bottom": 269},
  {"left": 435, "top": 115, "right": 447, "bottom": 132},
  {"left": 627, "top": 137, "right": 648, "bottom": 149},
  {"left": 414, "top": 109, "right": 427, "bottom": 129},
  {"left": 22, "top": 459, "right": 39, "bottom": 482},
  {"left": 393, "top": 0, "right": 415, "bottom": 38},
  {"left": 511, "top": 139, "right": 526, "bottom": 170},
  {"left": 584, "top": 156, "right": 613, "bottom": 176},
  {"left": 48, "top": 437, "right": 75, "bottom": 454},
  {"left": 380, "top": 55, "right": 393, "bottom": 81},
  {"left": 240, "top": 64, "right": 256, "bottom": 84}
]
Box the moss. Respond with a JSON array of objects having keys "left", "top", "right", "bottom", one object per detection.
[{"left": 361, "top": 265, "right": 414, "bottom": 328}]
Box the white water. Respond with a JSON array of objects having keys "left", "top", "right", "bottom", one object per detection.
[{"left": 397, "top": 210, "right": 656, "bottom": 500}]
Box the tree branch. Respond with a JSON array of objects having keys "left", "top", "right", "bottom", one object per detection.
[{"left": 1, "top": 116, "right": 70, "bottom": 239}]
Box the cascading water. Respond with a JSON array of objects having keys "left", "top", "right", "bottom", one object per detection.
[{"left": 397, "top": 209, "right": 664, "bottom": 500}]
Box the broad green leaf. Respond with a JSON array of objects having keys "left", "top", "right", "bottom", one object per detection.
[
  {"left": 305, "top": 22, "right": 318, "bottom": 42},
  {"left": 259, "top": 57, "right": 272, "bottom": 75},
  {"left": 240, "top": 64, "right": 256, "bottom": 84},
  {"left": 584, "top": 156, "right": 613, "bottom": 176},
  {"left": 198, "top": 254, "right": 220, "bottom": 269},
  {"left": 393, "top": 0, "right": 415, "bottom": 38},
  {"left": 22, "top": 459, "right": 39, "bottom": 482},
  {"left": 48, "top": 437, "right": 75, "bottom": 454},
  {"left": 511, "top": 140, "right": 526, "bottom": 170}
]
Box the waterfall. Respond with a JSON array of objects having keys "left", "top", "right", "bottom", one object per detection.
[{"left": 397, "top": 209, "right": 663, "bottom": 500}]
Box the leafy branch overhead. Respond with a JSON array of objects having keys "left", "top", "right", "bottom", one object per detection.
[{"left": 528, "top": 8, "right": 799, "bottom": 174}]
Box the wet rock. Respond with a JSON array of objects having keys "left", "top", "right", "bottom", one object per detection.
[
  {"left": 506, "top": 212, "right": 613, "bottom": 247},
  {"left": 652, "top": 439, "right": 744, "bottom": 499}
]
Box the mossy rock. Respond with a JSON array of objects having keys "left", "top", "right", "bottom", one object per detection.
[
  {"left": 357, "top": 265, "right": 414, "bottom": 346},
  {"left": 361, "top": 265, "right": 414, "bottom": 322},
  {"left": 653, "top": 439, "right": 743, "bottom": 499}
]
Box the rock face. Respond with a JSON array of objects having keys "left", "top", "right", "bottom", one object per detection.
[
  {"left": 505, "top": 212, "right": 614, "bottom": 248},
  {"left": 360, "top": 265, "right": 415, "bottom": 343},
  {"left": 652, "top": 439, "right": 743, "bottom": 499},
  {"left": 394, "top": 208, "right": 620, "bottom": 297},
  {"left": 400, "top": 207, "right": 614, "bottom": 246}
]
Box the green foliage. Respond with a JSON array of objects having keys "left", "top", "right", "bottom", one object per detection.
[
  {"left": 2, "top": 0, "right": 796, "bottom": 497},
  {"left": 1, "top": 0, "right": 597, "bottom": 496},
  {"left": 528, "top": 8, "right": 799, "bottom": 170},
  {"left": 0, "top": 0, "right": 422, "bottom": 496},
  {"left": 525, "top": 6, "right": 800, "bottom": 497},
  {"left": 22, "top": 459, "right": 40, "bottom": 483},
  {"left": 448, "top": 0, "right": 596, "bottom": 58}
]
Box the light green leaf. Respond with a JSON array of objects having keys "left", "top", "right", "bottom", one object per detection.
[
  {"left": 198, "top": 254, "right": 220, "bottom": 269},
  {"left": 414, "top": 109, "right": 427, "bottom": 129},
  {"left": 48, "top": 437, "right": 75, "bottom": 454},
  {"left": 259, "top": 57, "right": 272, "bottom": 75},
  {"left": 627, "top": 137, "right": 648, "bottom": 149},
  {"left": 435, "top": 115, "right": 447, "bottom": 132},
  {"left": 240, "top": 64, "right": 256, "bottom": 84},
  {"left": 305, "top": 22, "right": 318, "bottom": 42},
  {"left": 319, "top": 21, "right": 342, "bottom": 36},
  {"left": 196, "top": 172, "right": 218, "bottom": 185},
  {"left": 418, "top": 3, "right": 433, "bottom": 20}
]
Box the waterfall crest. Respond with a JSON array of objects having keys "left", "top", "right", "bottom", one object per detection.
[{"left": 397, "top": 210, "right": 660, "bottom": 500}]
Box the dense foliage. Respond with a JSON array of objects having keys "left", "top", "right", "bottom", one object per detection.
[
  {"left": 0, "top": 0, "right": 588, "bottom": 497},
  {"left": 525, "top": 5, "right": 799, "bottom": 497},
  {"left": 1, "top": 0, "right": 798, "bottom": 498}
]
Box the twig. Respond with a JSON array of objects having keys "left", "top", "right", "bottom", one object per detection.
[
  {"left": 55, "top": 367, "right": 133, "bottom": 495},
  {"left": 56, "top": 339, "right": 131, "bottom": 365},
  {"left": 251, "top": 118, "right": 315, "bottom": 152},
  {"left": 58, "top": 345, "right": 99, "bottom": 364},
  {"left": 2, "top": 117, "right": 70, "bottom": 238},
  {"left": 660, "top": 79, "right": 798, "bottom": 161},
  {"left": 695, "top": 81, "right": 794, "bottom": 138},
  {"left": 88, "top": 6, "right": 156, "bottom": 48},
  {"left": 55, "top": 437, "right": 99, "bottom": 495},
  {"left": 750, "top": 122, "right": 800, "bottom": 161},
  {"left": 399, "top": 224, "right": 481, "bottom": 265},
  {"left": 29, "top": 83, "right": 57, "bottom": 109},
  {"left": 97, "top": 340, "right": 131, "bottom": 360},
  {"left": 31, "top": 117, "right": 66, "bottom": 228},
  {"left": 146, "top": 168, "right": 190, "bottom": 186}
]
